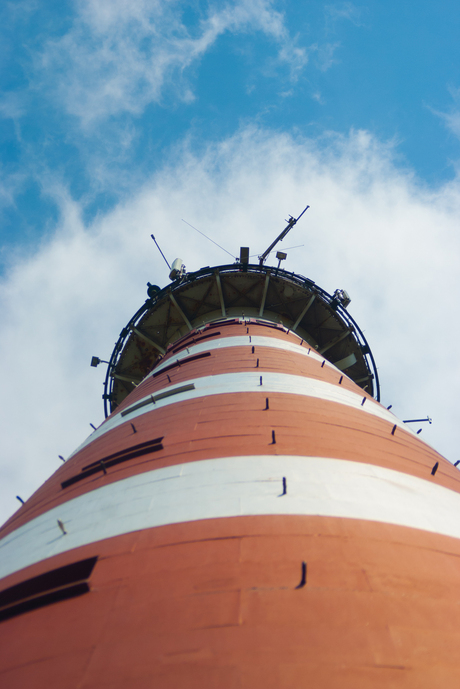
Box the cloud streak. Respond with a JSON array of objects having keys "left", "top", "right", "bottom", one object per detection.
[
  {"left": 325, "top": 2, "right": 365, "bottom": 29},
  {"left": 39, "top": 0, "right": 308, "bottom": 125},
  {"left": 1, "top": 125, "right": 460, "bottom": 527},
  {"left": 431, "top": 86, "right": 460, "bottom": 143}
]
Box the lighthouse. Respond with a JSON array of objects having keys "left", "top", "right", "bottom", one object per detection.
[{"left": 1, "top": 240, "right": 460, "bottom": 688}]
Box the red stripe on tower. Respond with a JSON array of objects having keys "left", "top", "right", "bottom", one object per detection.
[{"left": 1, "top": 256, "right": 460, "bottom": 688}]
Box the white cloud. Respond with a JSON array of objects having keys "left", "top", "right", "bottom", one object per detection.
[
  {"left": 312, "top": 91, "right": 325, "bottom": 104},
  {"left": 1, "top": 125, "right": 460, "bottom": 527},
  {"left": 442, "top": 112, "right": 460, "bottom": 139},
  {"left": 432, "top": 87, "right": 460, "bottom": 141},
  {"left": 0, "top": 167, "right": 29, "bottom": 240},
  {"left": 39, "top": 0, "right": 307, "bottom": 125},
  {"left": 312, "top": 41, "right": 341, "bottom": 72},
  {"left": 325, "top": 2, "right": 365, "bottom": 28}
]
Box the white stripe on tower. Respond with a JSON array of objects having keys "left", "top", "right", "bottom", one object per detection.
[
  {"left": 149, "top": 335, "right": 332, "bottom": 374},
  {"left": 70, "top": 371, "right": 406, "bottom": 457},
  {"left": 2, "top": 455, "right": 460, "bottom": 581}
]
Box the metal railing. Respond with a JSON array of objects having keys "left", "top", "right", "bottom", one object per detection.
[{"left": 103, "top": 263, "right": 380, "bottom": 416}]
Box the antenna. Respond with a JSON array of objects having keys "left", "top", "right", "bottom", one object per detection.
[
  {"left": 258, "top": 205, "right": 310, "bottom": 266},
  {"left": 151, "top": 234, "right": 171, "bottom": 270},
  {"left": 182, "top": 219, "right": 236, "bottom": 260},
  {"left": 249, "top": 244, "right": 305, "bottom": 258}
]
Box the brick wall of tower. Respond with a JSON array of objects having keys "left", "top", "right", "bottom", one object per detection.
[{"left": 1, "top": 320, "right": 460, "bottom": 688}]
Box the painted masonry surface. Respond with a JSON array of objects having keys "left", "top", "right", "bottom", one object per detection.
[{"left": 1, "top": 258, "right": 460, "bottom": 688}]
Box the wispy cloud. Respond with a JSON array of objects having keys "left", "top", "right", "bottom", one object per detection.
[
  {"left": 431, "top": 86, "right": 460, "bottom": 141},
  {"left": 325, "top": 2, "right": 365, "bottom": 28},
  {"left": 439, "top": 111, "right": 460, "bottom": 140},
  {"left": 1, "top": 125, "right": 460, "bottom": 525},
  {"left": 312, "top": 91, "right": 325, "bottom": 104},
  {"left": 312, "top": 41, "right": 341, "bottom": 72},
  {"left": 38, "top": 0, "right": 308, "bottom": 126}
]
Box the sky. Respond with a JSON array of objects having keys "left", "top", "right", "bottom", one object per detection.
[{"left": 1, "top": 0, "right": 460, "bottom": 526}]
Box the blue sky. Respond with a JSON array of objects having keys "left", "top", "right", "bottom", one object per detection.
[
  {"left": 1, "top": 0, "right": 460, "bottom": 259},
  {"left": 1, "top": 0, "right": 460, "bottom": 523}
]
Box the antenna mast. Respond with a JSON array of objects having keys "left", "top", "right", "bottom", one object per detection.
[
  {"left": 151, "top": 234, "right": 171, "bottom": 270},
  {"left": 258, "top": 205, "right": 310, "bottom": 266}
]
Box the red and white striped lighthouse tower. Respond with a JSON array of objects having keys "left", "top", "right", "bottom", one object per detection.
[{"left": 1, "top": 242, "right": 460, "bottom": 688}]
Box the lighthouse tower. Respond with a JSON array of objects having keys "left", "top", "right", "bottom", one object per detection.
[{"left": 1, "top": 246, "right": 460, "bottom": 688}]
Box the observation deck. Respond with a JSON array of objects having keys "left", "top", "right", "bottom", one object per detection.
[{"left": 104, "top": 262, "right": 379, "bottom": 416}]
